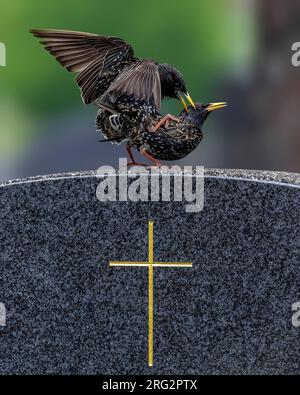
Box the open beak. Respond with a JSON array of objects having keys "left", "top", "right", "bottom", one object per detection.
[
  {"left": 179, "top": 94, "right": 188, "bottom": 112},
  {"left": 184, "top": 92, "right": 196, "bottom": 109},
  {"left": 206, "top": 102, "right": 227, "bottom": 112},
  {"left": 178, "top": 91, "right": 196, "bottom": 111}
]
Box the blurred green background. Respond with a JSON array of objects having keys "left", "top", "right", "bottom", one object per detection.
[{"left": 1, "top": 0, "right": 299, "bottom": 179}]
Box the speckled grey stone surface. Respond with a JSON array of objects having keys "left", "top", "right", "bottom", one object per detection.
[{"left": 0, "top": 168, "right": 300, "bottom": 374}]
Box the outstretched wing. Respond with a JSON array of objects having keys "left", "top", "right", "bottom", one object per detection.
[
  {"left": 105, "top": 60, "right": 161, "bottom": 111},
  {"left": 30, "top": 29, "right": 134, "bottom": 103}
]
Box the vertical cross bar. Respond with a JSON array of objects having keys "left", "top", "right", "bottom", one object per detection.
[{"left": 148, "top": 220, "right": 154, "bottom": 367}]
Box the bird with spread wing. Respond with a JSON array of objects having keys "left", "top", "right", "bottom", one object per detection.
[{"left": 30, "top": 29, "right": 195, "bottom": 134}]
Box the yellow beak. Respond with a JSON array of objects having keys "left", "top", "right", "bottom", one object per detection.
[
  {"left": 179, "top": 95, "right": 188, "bottom": 112},
  {"left": 184, "top": 92, "right": 196, "bottom": 109},
  {"left": 178, "top": 91, "right": 196, "bottom": 111},
  {"left": 206, "top": 102, "right": 227, "bottom": 112}
]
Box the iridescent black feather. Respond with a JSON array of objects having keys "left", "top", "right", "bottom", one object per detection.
[{"left": 30, "top": 29, "right": 189, "bottom": 116}]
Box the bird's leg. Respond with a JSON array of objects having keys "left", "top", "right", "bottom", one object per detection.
[
  {"left": 140, "top": 148, "right": 162, "bottom": 167},
  {"left": 126, "top": 146, "right": 148, "bottom": 167},
  {"left": 126, "top": 145, "right": 135, "bottom": 163},
  {"left": 151, "top": 114, "right": 180, "bottom": 132}
]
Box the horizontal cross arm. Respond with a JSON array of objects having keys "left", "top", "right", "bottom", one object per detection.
[
  {"left": 109, "top": 261, "right": 149, "bottom": 267},
  {"left": 153, "top": 262, "right": 192, "bottom": 267},
  {"left": 109, "top": 261, "right": 192, "bottom": 267}
]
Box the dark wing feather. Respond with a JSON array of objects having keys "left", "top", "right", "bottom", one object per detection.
[
  {"left": 105, "top": 60, "right": 161, "bottom": 110},
  {"left": 30, "top": 29, "right": 134, "bottom": 103}
]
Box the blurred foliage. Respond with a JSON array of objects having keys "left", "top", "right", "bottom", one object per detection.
[{"left": 0, "top": 0, "right": 254, "bottom": 153}]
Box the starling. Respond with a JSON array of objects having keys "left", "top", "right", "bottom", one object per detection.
[
  {"left": 97, "top": 102, "right": 227, "bottom": 166},
  {"left": 30, "top": 29, "right": 195, "bottom": 128}
]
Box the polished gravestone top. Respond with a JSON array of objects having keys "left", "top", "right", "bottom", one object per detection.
[{"left": 0, "top": 168, "right": 300, "bottom": 374}]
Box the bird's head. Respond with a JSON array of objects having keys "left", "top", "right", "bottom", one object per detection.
[
  {"left": 158, "top": 63, "right": 195, "bottom": 111},
  {"left": 180, "top": 102, "right": 227, "bottom": 127}
]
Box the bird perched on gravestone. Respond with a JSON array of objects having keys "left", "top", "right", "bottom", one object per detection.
[
  {"left": 30, "top": 29, "right": 195, "bottom": 130},
  {"left": 96, "top": 102, "right": 227, "bottom": 166}
]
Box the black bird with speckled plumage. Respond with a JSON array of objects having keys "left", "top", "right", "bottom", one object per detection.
[
  {"left": 96, "top": 102, "right": 227, "bottom": 166},
  {"left": 30, "top": 29, "right": 195, "bottom": 126}
]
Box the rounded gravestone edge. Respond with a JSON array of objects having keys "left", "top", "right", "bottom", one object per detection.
[{"left": 0, "top": 168, "right": 300, "bottom": 189}]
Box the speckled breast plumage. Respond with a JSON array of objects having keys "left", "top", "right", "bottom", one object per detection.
[
  {"left": 96, "top": 108, "right": 203, "bottom": 160},
  {"left": 129, "top": 120, "right": 203, "bottom": 160}
]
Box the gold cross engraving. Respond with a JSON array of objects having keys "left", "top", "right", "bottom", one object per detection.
[{"left": 109, "top": 221, "right": 192, "bottom": 367}]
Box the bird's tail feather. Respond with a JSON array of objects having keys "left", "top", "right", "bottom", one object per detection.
[{"left": 98, "top": 137, "right": 123, "bottom": 143}]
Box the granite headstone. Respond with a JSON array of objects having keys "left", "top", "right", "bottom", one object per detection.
[{"left": 0, "top": 169, "right": 300, "bottom": 374}]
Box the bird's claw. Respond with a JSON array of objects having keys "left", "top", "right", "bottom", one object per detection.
[{"left": 151, "top": 114, "right": 180, "bottom": 132}]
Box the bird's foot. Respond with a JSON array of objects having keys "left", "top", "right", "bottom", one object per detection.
[
  {"left": 151, "top": 114, "right": 180, "bottom": 132},
  {"left": 126, "top": 146, "right": 148, "bottom": 167},
  {"left": 140, "top": 148, "right": 163, "bottom": 167}
]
